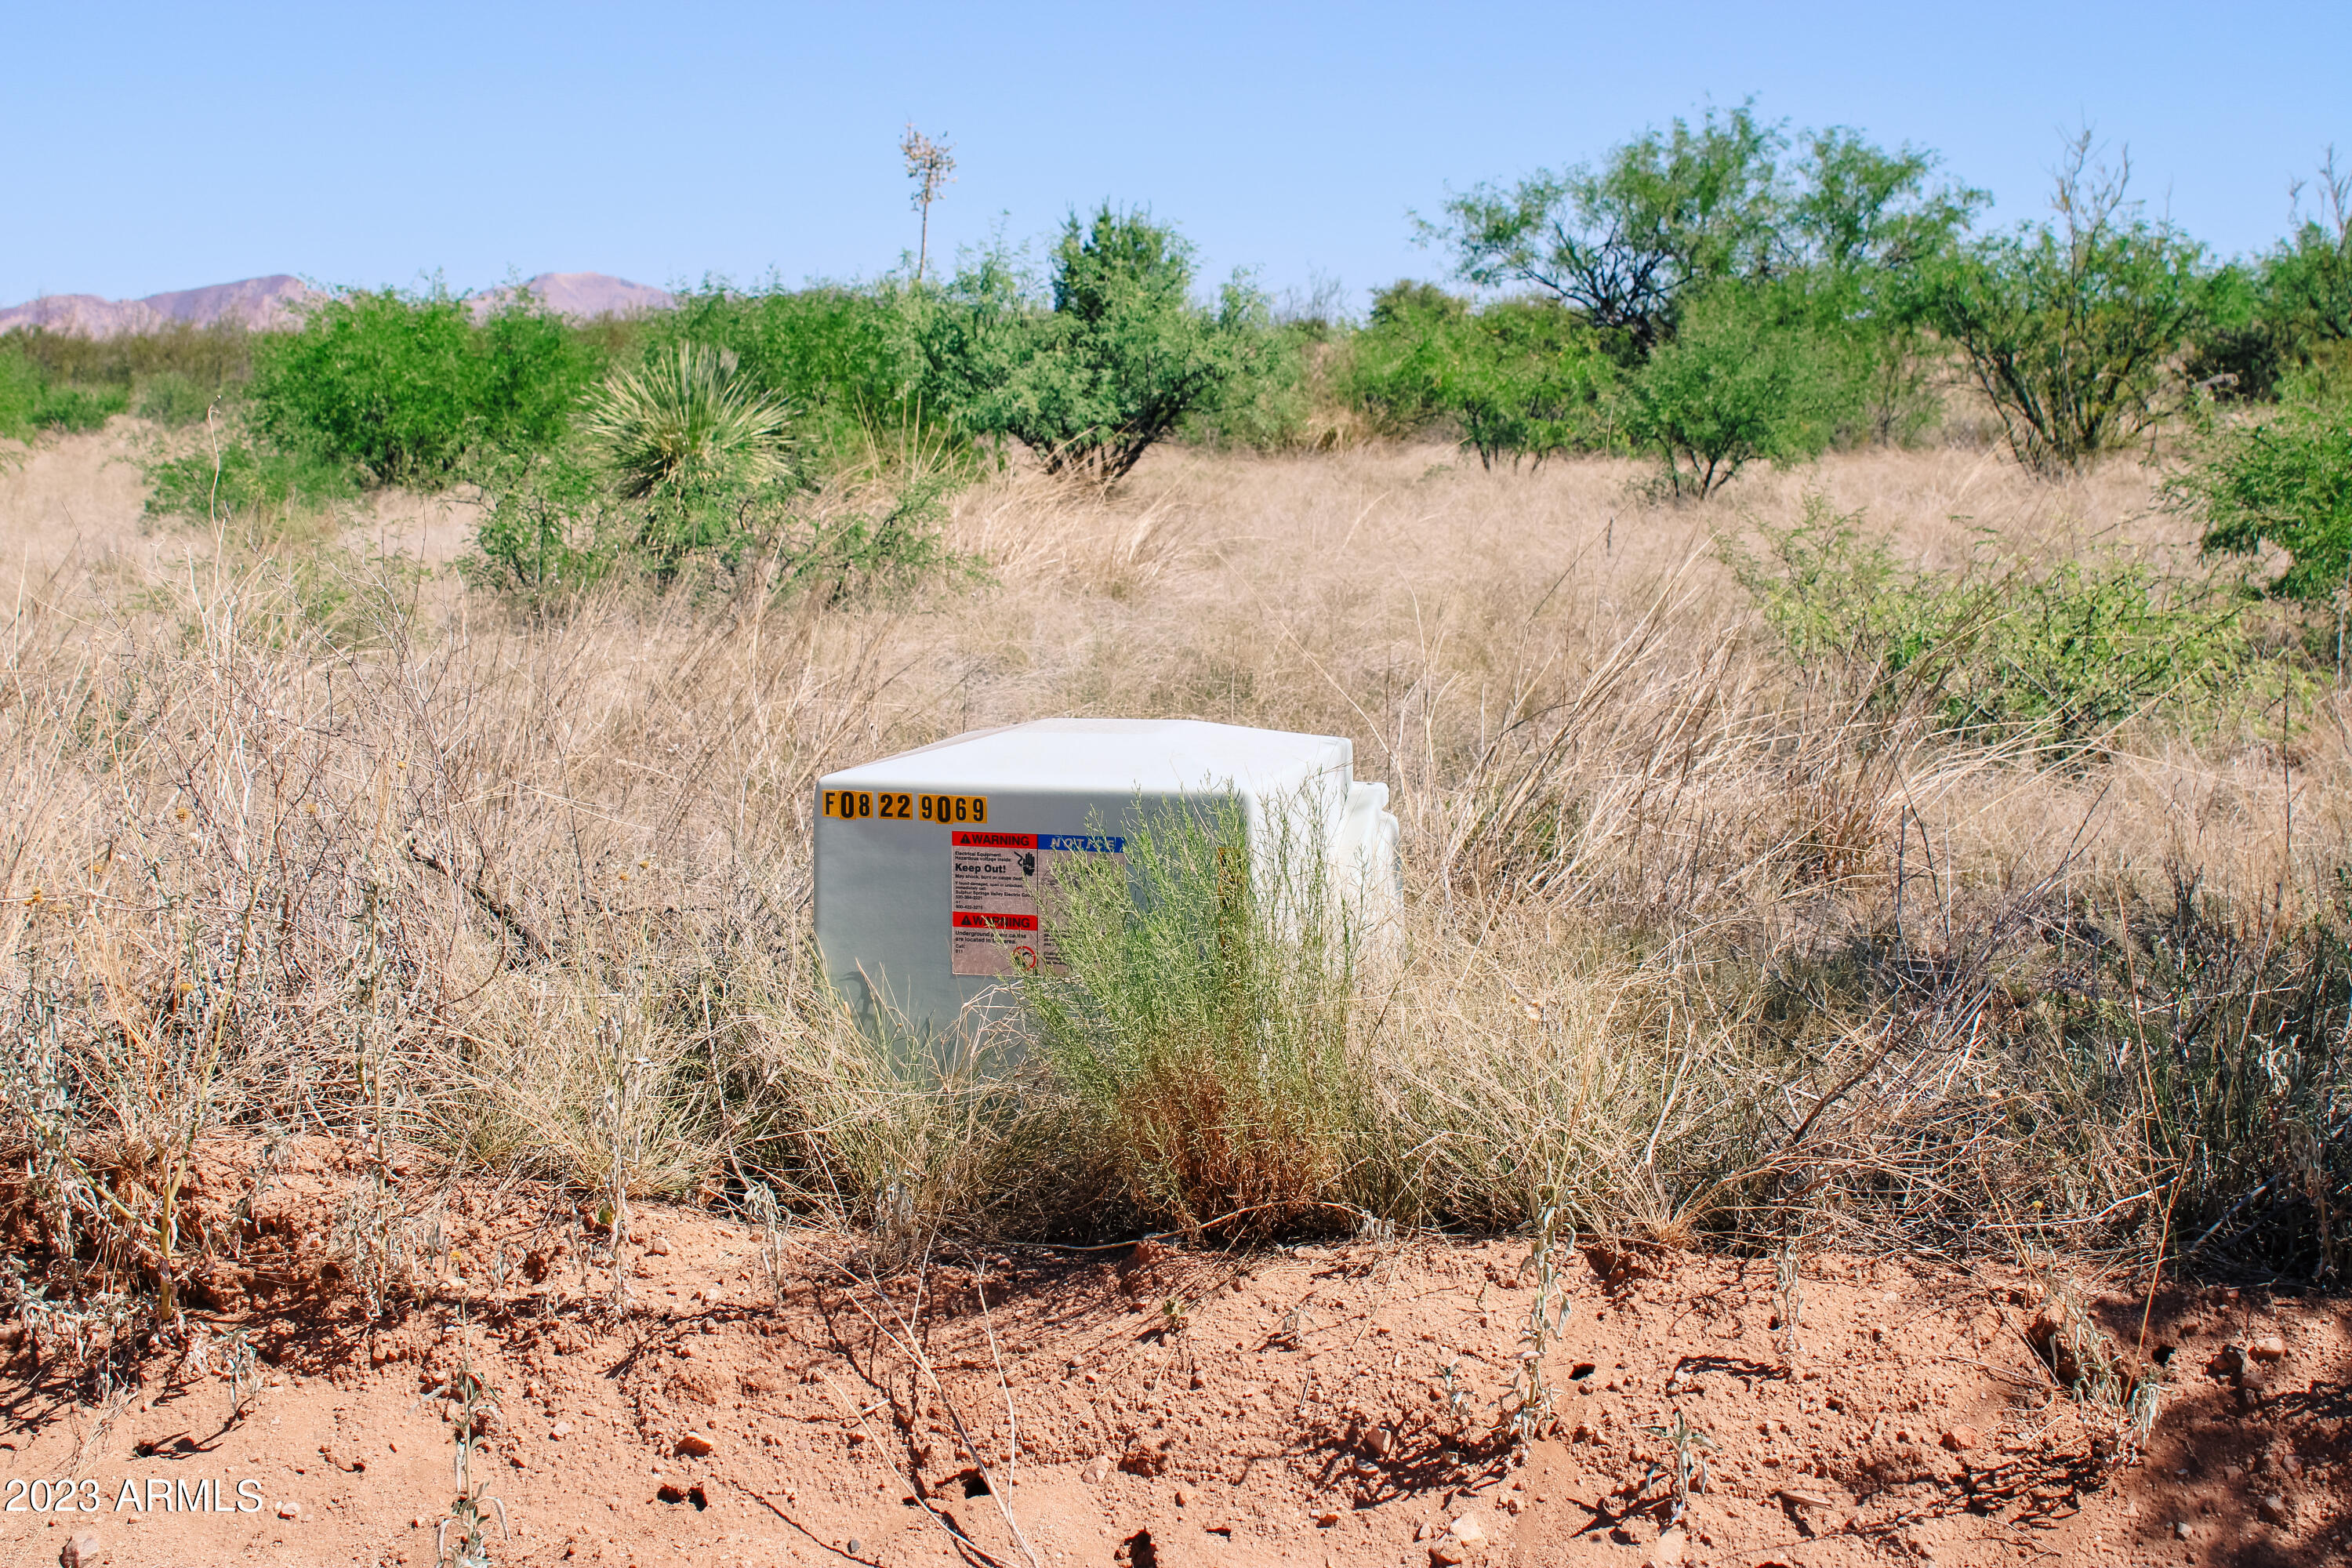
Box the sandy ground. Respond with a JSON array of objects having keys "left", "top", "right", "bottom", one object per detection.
[
  {"left": 0, "top": 422, "right": 479, "bottom": 598},
  {"left": 4, "top": 1142, "right": 2347, "bottom": 1568}
]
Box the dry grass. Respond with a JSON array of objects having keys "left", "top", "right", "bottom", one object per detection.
[{"left": 2, "top": 429, "right": 2347, "bottom": 1318}]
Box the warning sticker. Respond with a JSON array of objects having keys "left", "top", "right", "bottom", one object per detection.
[{"left": 949, "top": 831, "right": 1127, "bottom": 977}]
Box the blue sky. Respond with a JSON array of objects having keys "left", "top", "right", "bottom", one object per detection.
[{"left": 5, "top": 1, "right": 2345, "bottom": 310}]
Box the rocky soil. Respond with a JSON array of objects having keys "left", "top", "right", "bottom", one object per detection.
[{"left": 4, "top": 1141, "right": 2347, "bottom": 1568}]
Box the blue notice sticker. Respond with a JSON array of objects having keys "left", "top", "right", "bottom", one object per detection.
[{"left": 1039, "top": 834, "right": 1126, "bottom": 854}]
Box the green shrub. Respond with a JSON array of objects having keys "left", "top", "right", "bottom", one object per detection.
[
  {"left": 1431, "top": 103, "right": 1788, "bottom": 358},
  {"left": 0, "top": 339, "right": 131, "bottom": 437},
  {"left": 144, "top": 437, "right": 360, "bottom": 523},
  {"left": 1619, "top": 282, "right": 1851, "bottom": 496},
  {"left": 1018, "top": 799, "right": 1364, "bottom": 1235},
  {"left": 582, "top": 343, "right": 793, "bottom": 501},
  {"left": 573, "top": 342, "right": 797, "bottom": 576},
  {"left": 1178, "top": 322, "right": 1322, "bottom": 452},
  {"left": 31, "top": 383, "right": 129, "bottom": 433},
  {"left": 942, "top": 206, "right": 1271, "bottom": 483},
  {"left": 635, "top": 284, "right": 936, "bottom": 470},
  {"left": 1345, "top": 282, "right": 1472, "bottom": 435},
  {"left": 474, "top": 294, "right": 604, "bottom": 453},
  {"left": 9, "top": 321, "right": 254, "bottom": 393},
  {"left": 2173, "top": 400, "right": 2352, "bottom": 625},
  {"left": 1727, "top": 496, "right": 2253, "bottom": 742},
  {"left": 249, "top": 289, "right": 477, "bottom": 483},
  {"left": 136, "top": 372, "right": 216, "bottom": 427},
  {"left": 463, "top": 447, "right": 627, "bottom": 595},
  {"left": 1928, "top": 135, "right": 2208, "bottom": 474},
  {"left": 250, "top": 288, "right": 601, "bottom": 485},
  {"left": 1348, "top": 286, "right": 1612, "bottom": 466},
  {"left": 2259, "top": 153, "right": 2352, "bottom": 367},
  {"left": 1444, "top": 299, "right": 1613, "bottom": 469},
  {"left": 1430, "top": 107, "right": 1980, "bottom": 369}
]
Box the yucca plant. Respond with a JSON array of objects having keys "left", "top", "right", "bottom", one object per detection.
[
  {"left": 576, "top": 342, "right": 794, "bottom": 574},
  {"left": 580, "top": 342, "right": 793, "bottom": 499}
]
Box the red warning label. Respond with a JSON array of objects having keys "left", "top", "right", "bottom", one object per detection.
[{"left": 949, "top": 832, "right": 1125, "bottom": 977}]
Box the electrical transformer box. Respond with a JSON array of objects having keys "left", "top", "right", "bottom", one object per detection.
[{"left": 812, "top": 718, "right": 1399, "bottom": 1040}]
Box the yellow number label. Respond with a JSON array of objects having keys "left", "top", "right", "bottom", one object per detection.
[
  {"left": 821, "top": 790, "right": 986, "bottom": 824},
  {"left": 916, "top": 793, "right": 988, "bottom": 825}
]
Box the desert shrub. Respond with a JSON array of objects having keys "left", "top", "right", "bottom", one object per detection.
[
  {"left": 0, "top": 339, "right": 38, "bottom": 435},
  {"left": 1347, "top": 287, "right": 1613, "bottom": 466},
  {"left": 1020, "top": 800, "right": 1367, "bottom": 1236},
  {"left": 470, "top": 381, "right": 967, "bottom": 604},
  {"left": 2261, "top": 152, "right": 2352, "bottom": 369},
  {"left": 0, "top": 339, "right": 129, "bottom": 437},
  {"left": 28, "top": 383, "right": 129, "bottom": 433},
  {"left": 463, "top": 447, "right": 629, "bottom": 595},
  {"left": 940, "top": 206, "right": 1270, "bottom": 483},
  {"left": 1178, "top": 322, "right": 1323, "bottom": 452},
  {"left": 474, "top": 294, "right": 604, "bottom": 453},
  {"left": 250, "top": 288, "right": 601, "bottom": 485},
  {"left": 136, "top": 372, "right": 216, "bottom": 426},
  {"left": 1619, "top": 282, "right": 1851, "bottom": 496},
  {"left": 1442, "top": 299, "right": 1613, "bottom": 469},
  {"left": 145, "top": 438, "right": 361, "bottom": 524},
  {"left": 2173, "top": 400, "right": 2352, "bottom": 648},
  {"left": 1432, "top": 107, "right": 1979, "bottom": 368},
  {"left": 582, "top": 343, "right": 793, "bottom": 502},
  {"left": 11, "top": 320, "right": 256, "bottom": 391},
  {"left": 1345, "top": 282, "right": 1473, "bottom": 436},
  {"left": 639, "top": 284, "right": 939, "bottom": 470},
  {"left": 575, "top": 342, "right": 796, "bottom": 577},
  {"left": 1928, "top": 135, "right": 2209, "bottom": 474},
  {"left": 1430, "top": 103, "right": 1788, "bottom": 359},
  {"left": 1727, "top": 496, "right": 2252, "bottom": 742},
  {"left": 249, "top": 289, "right": 477, "bottom": 483}
]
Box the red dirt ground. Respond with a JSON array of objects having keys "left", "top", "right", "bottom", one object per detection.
[{"left": 4, "top": 1140, "right": 2347, "bottom": 1568}]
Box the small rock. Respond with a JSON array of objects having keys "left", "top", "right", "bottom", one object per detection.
[
  {"left": 675, "top": 1432, "right": 714, "bottom": 1457},
  {"left": 1080, "top": 1455, "right": 1112, "bottom": 1485},
  {"left": 1428, "top": 1514, "right": 1487, "bottom": 1566},
  {"left": 277, "top": 1501, "right": 301, "bottom": 1520},
  {"left": 1316, "top": 1511, "right": 1342, "bottom": 1527},
  {"left": 1415, "top": 1521, "right": 1436, "bottom": 1541},
  {"left": 1940, "top": 1425, "right": 1980, "bottom": 1453},
  {"left": 844, "top": 1539, "right": 862, "bottom": 1556},
  {"left": 1777, "top": 1487, "right": 1835, "bottom": 1510},
  {"left": 1646, "top": 1528, "right": 1687, "bottom": 1568},
  {"left": 2258, "top": 1494, "right": 2290, "bottom": 1525},
  {"left": 1364, "top": 1425, "right": 1394, "bottom": 1457},
  {"left": 2174, "top": 1521, "right": 2193, "bottom": 1540},
  {"left": 2249, "top": 1335, "right": 2287, "bottom": 1363},
  {"left": 550, "top": 1421, "right": 573, "bottom": 1439},
  {"left": 1173, "top": 1486, "right": 1189, "bottom": 1506},
  {"left": 643, "top": 1234, "right": 671, "bottom": 1258},
  {"left": 59, "top": 1534, "right": 101, "bottom": 1568}
]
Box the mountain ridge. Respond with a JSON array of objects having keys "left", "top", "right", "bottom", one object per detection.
[{"left": 0, "top": 272, "right": 675, "bottom": 337}]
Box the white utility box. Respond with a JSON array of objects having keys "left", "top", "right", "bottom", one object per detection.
[{"left": 813, "top": 718, "right": 1399, "bottom": 1039}]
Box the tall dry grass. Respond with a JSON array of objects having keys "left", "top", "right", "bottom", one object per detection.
[{"left": 2, "top": 433, "right": 2347, "bottom": 1316}]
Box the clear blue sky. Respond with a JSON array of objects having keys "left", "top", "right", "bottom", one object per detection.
[{"left": 5, "top": 1, "right": 2345, "bottom": 310}]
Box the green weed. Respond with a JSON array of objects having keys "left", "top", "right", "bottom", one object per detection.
[{"left": 1724, "top": 495, "right": 2255, "bottom": 744}]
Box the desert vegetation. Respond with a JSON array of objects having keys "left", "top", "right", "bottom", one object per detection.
[{"left": 3, "top": 104, "right": 2350, "bottom": 1369}]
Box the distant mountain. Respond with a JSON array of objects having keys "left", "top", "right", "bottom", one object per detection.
[
  {"left": 477, "top": 272, "right": 676, "bottom": 320},
  {"left": 0, "top": 272, "right": 674, "bottom": 338},
  {"left": 0, "top": 275, "right": 314, "bottom": 337}
]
